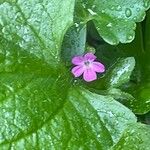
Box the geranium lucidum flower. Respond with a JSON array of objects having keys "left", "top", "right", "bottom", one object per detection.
[{"left": 71, "top": 53, "right": 105, "bottom": 82}]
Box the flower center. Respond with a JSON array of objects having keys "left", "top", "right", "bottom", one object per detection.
[{"left": 84, "top": 61, "right": 90, "bottom": 66}]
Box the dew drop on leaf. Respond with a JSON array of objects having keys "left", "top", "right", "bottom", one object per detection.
[
  {"left": 82, "top": 3, "right": 86, "bottom": 8},
  {"left": 108, "top": 111, "right": 114, "bottom": 117},
  {"left": 74, "top": 23, "right": 79, "bottom": 28},
  {"left": 130, "top": 129, "right": 135, "bottom": 134},
  {"left": 111, "top": 6, "right": 115, "bottom": 10},
  {"left": 97, "top": 134, "right": 101, "bottom": 138},
  {"left": 143, "top": 0, "right": 150, "bottom": 9},
  {"left": 133, "top": 17, "right": 137, "bottom": 21},
  {"left": 125, "top": 8, "right": 132, "bottom": 17},
  {"left": 136, "top": 8, "right": 140, "bottom": 12},
  {"left": 106, "top": 23, "right": 112, "bottom": 27},
  {"left": 92, "top": 5, "right": 96, "bottom": 9},
  {"left": 101, "top": 10, "right": 105, "bottom": 13},
  {"left": 127, "top": 35, "right": 134, "bottom": 41},
  {"left": 87, "top": 8, "right": 97, "bottom": 16},
  {"left": 116, "top": 5, "right": 122, "bottom": 11},
  {"left": 125, "top": 136, "right": 129, "bottom": 141}
]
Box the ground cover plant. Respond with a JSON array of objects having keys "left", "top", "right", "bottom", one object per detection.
[{"left": 0, "top": 0, "right": 150, "bottom": 149}]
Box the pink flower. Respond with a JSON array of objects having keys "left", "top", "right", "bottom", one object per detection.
[{"left": 71, "top": 53, "right": 105, "bottom": 82}]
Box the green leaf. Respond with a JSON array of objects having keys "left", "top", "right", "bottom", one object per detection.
[
  {"left": 0, "top": 69, "right": 71, "bottom": 145},
  {"left": 84, "top": 57, "right": 135, "bottom": 91},
  {"left": 104, "top": 87, "right": 149, "bottom": 115},
  {"left": 107, "top": 83, "right": 150, "bottom": 114},
  {"left": 104, "top": 57, "right": 135, "bottom": 88},
  {"left": 81, "top": 88, "right": 137, "bottom": 143},
  {"left": 0, "top": 0, "right": 75, "bottom": 67},
  {"left": 61, "top": 24, "right": 86, "bottom": 63},
  {"left": 86, "top": 21, "right": 104, "bottom": 47},
  {"left": 76, "top": 0, "right": 150, "bottom": 44},
  {"left": 112, "top": 123, "right": 150, "bottom": 150},
  {"left": 128, "top": 82, "right": 150, "bottom": 114},
  {"left": 0, "top": 86, "right": 137, "bottom": 149},
  {"left": 105, "top": 88, "right": 136, "bottom": 105}
]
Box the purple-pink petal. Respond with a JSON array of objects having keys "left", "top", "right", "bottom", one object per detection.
[
  {"left": 84, "top": 53, "right": 96, "bottom": 61},
  {"left": 92, "top": 62, "right": 105, "bottom": 73},
  {"left": 72, "top": 56, "right": 84, "bottom": 65},
  {"left": 71, "top": 65, "right": 84, "bottom": 77},
  {"left": 83, "top": 68, "right": 97, "bottom": 82}
]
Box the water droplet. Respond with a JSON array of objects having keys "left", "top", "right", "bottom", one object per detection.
[
  {"left": 115, "top": 120, "right": 119, "bottom": 125},
  {"left": 74, "top": 23, "right": 79, "bottom": 28},
  {"left": 87, "top": 8, "right": 97, "bottom": 16},
  {"left": 101, "top": 10, "right": 105, "bottom": 13},
  {"left": 111, "top": 6, "right": 115, "bottom": 10},
  {"left": 106, "top": 23, "right": 112, "bottom": 27},
  {"left": 125, "top": 8, "right": 132, "bottom": 17},
  {"left": 125, "top": 137, "right": 129, "bottom": 141},
  {"left": 74, "top": 79, "right": 77, "bottom": 83},
  {"left": 146, "top": 100, "right": 150, "bottom": 104},
  {"left": 108, "top": 111, "right": 114, "bottom": 117},
  {"left": 130, "top": 129, "right": 135, "bottom": 134},
  {"left": 133, "top": 17, "right": 137, "bottom": 21},
  {"left": 17, "top": 83, "right": 23, "bottom": 89},
  {"left": 92, "top": 5, "right": 96, "bottom": 9},
  {"left": 133, "top": 23, "right": 136, "bottom": 30},
  {"left": 136, "top": 8, "right": 140, "bottom": 12},
  {"left": 116, "top": 5, "right": 122, "bottom": 11},
  {"left": 82, "top": 3, "right": 86, "bottom": 8},
  {"left": 34, "top": 90, "right": 38, "bottom": 94},
  {"left": 144, "top": 0, "right": 150, "bottom": 9},
  {"left": 97, "top": 134, "right": 101, "bottom": 138}
]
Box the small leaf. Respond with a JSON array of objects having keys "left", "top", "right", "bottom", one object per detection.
[
  {"left": 61, "top": 25, "right": 86, "bottom": 63},
  {"left": 104, "top": 57, "right": 135, "bottom": 88},
  {"left": 128, "top": 82, "right": 150, "bottom": 114},
  {"left": 106, "top": 88, "right": 136, "bottom": 106}
]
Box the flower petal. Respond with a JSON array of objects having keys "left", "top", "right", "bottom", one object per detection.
[
  {"left": 83, "top": 68, "right": 97, "bottom": 82},
  {"left": 84, "top": 53, "right": 96, "bottom": 61},
  {"left": 72, "top": 56, "right": 84, "bottom": 65},
  {"left": 92, "top": 61, "right": 105, "bottom": 73},
  {"left": 71, "top": 65, "right": 84, "bottom": 77}
]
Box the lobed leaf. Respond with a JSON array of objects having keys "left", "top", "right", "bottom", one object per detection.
[{"left": 76, "top": 0, "right": 150, "bottom": 44}]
